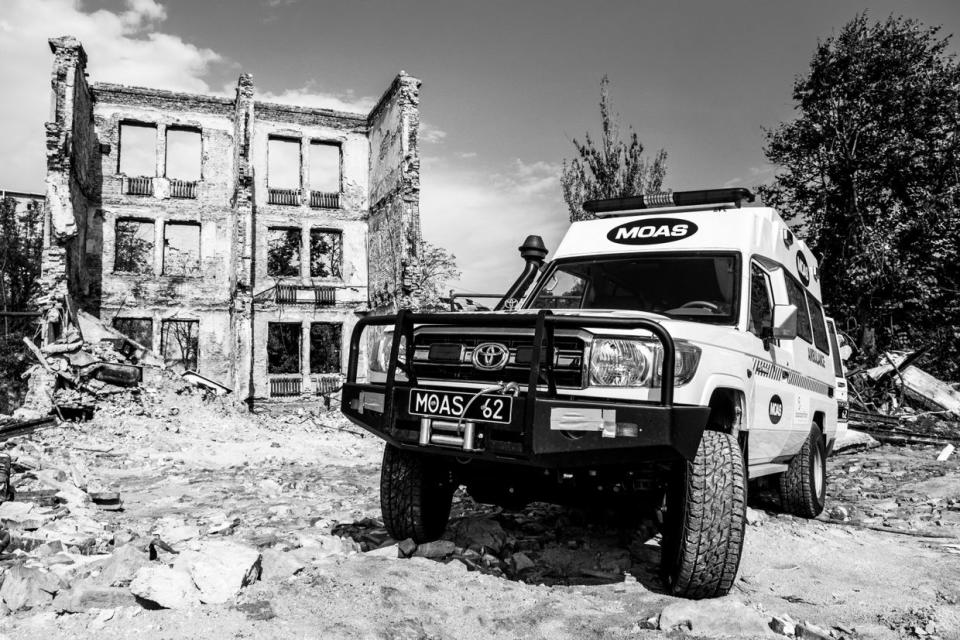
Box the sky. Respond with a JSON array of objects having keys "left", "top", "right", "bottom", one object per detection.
[{"left": 1, "top": 0, "right": 959, "bottom": 293}]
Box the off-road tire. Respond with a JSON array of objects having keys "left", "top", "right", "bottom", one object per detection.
[
  {"left": 380, "top": 444, "right": 454, "bottom": 543},
  {"left": 660, "top": 430, "right": 746, "bottom": 599},
  {"left": 779, "top": 426, "right": 826, "bottom": 518}
]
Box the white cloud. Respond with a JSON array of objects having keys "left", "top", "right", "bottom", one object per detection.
[
  {"left": 256, "top": 83, "right": 376, "bottom": 114},
  {"left": 455, "top": 151, "right": 477, "bottom": 159},
  {"left": 421, "top": 157, "right": 569, "bottom": 293},
  {"left": 419, "top": 122, "right": 447, "bottom": 144},
  {"left": 0, "top": 0, "right": 222, "bottom": 191}
]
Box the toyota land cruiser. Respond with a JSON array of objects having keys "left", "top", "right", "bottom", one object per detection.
[{"left": 341, "top": 188, "right": 838, "bottom": 599}]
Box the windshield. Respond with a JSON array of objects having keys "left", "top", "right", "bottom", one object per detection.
[{"left": 527, "top": 252, "right": 740, "bottom": 323}]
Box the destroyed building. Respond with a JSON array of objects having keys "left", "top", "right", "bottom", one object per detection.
[{"left": 40, "top": 36, "right": 422, "bottom": 405}]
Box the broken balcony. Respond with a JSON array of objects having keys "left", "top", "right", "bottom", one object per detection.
[
  {"left": 123, "top": 176, "right": 154, "bottom": 197},
  {"left": 254, "top": 284, "right": 336, "bottom": 306},
  {"left": 169, "top": 179, "right": 198, "bottom": 199},
  {"left": 269, "top": 375, "right": 302, "bottom": 398},
  {"left": 309, "top": 191, "right": 340, "bottom": 209},
  {"left": 268, "top": 188, "right": 302, "bottom": 206}
]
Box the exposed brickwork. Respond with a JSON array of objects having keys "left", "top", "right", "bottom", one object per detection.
[{"left": 40, "top": 36, "right": 421, "bottom": 405}]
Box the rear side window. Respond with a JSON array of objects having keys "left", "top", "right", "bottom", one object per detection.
[
  {"left": 805, "top": 292, "right": 830, "bottom": 353},
  {"left": 826, "top": 318, "right": 844, "bottom": 378},
  {"left": 784, "top": 275, "right": 813, "bottom": 344}
]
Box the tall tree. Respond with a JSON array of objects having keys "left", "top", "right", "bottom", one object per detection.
[
  {"left": 0, "top": 197, "right": 43, "bottom": 312},
  {"left": 760, "top": 14, "right": 960, "bottom": 377},
  {"left": 400, "top": 240, "right": 461, "bottom": 311},
  {"left": 561, "top": 75, "right": 668, "bottom": 222}
]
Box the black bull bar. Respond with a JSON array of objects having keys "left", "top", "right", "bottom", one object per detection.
[{"left": 342, "top": 309, "right": 709, "bottom": 466}]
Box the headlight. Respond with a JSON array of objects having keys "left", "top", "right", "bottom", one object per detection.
[
  {"left": 589, "top": 337, "right": 700, "bottom": 387},
  {"left": 589, "top": 339, "right": 653, "bottom": 387},
  {"left": 369, "top": 330, "right": 406, "bottom": 375}
]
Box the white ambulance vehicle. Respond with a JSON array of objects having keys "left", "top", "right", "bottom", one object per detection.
[{"left": 342, "top": 188, "right": 839, "bottom": 599}]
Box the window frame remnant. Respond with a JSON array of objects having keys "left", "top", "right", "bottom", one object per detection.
[
  {"left": 267, "top": 322, "right": 301, "bottom": 375},
  {"left": 114, "top": 218, "right": 155, "bottom": 275},
  {"left": 266, "top": 227, "right": 301, "bottom": 278},
  {"left": 161, "top": 319, "right": 199, "bottom": 372},
  {"left": 309, "top": 322, "right": 342, "bottom": 374},
  {"left": 164, "top": 127, "right": 203, "bottom": 182},
  {"left": 309, "top": 141, "right": 341, "bottom": 207},
  {"left": 163, "top": 221, "right": 202, "bottom": 277},
  {"left": 309, "top": 228, "right": 343, "bottom": 279},
  {"left": 112, "top": 317, "right": 154, "bottom": 350},
  {"left": 118, "top": 121, "right": 158, "bottom": 177}
]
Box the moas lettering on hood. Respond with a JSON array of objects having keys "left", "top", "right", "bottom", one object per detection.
[{"left": 607, "top": 218, "right": 699, "bottom": 245}]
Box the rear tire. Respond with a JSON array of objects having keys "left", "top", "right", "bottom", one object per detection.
[
  {"left": 380, "top": 444, "right": 454, "bottom": 543},
  {"left": 660, "top": 430, "right": 746, "bottom": 599},
  {"left": 779, "top": 426, "right": 826, "bottom": 518}
]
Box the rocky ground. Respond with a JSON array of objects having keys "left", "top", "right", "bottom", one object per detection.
[{"left": 0, "top": 389, "right": 957, "bottom": 639}]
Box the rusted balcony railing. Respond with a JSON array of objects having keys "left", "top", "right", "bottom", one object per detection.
[
  {"left": 124, "top": 176, "right": 153, "bottom": 196},
  {"left": 169, "top": 179, "right": 198, "bottom": 199},
  {"left": 268, "top": 188, "right": 301, "bottom": 206},
  {"left": 312, "top": 373, "right": 344, "bottom": 395},
  {"left": 309, "top": 191, "right": 340, "bottom": 209},
  {"left": 269, "top": 376, "right": 301, "bottom": 397},
  {"left": 272, "top": 285, "right": 335, "bottom": 306},
  {"left": 315, "top": 287, "right": 335, "bottom": 305}
]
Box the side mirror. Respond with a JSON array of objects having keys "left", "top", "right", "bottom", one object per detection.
[{"left": 771, "top": 304, "right": 798, "bottom": 340}]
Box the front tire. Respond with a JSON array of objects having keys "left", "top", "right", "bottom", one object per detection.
[
  {"left": 660, "top": 430, "right": 746, "bottom": 599},
  {"left": 779, "top": 426, "right": 826, "bottom": 518},
  {"left": 380, "top": 444, "right": 454, "bottom": 542}
]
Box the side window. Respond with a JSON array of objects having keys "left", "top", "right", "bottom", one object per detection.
[
  {"left": 826, "top": 319, "right": 844, "bottom": 378},
  {"left": 805, "top": 292, "right": 830, "bottom": 353},
  {"left": 748, "top": 263, "right": 773, "bottom": 337},
  {"left": 784, "top": 276, "right": 813, "bottom": 343}
]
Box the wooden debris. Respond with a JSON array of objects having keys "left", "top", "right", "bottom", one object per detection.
[{"left": 937, "top": 444, "right": 955, "bottom": 462}]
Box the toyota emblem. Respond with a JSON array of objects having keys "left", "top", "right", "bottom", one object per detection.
[{"left": 472, "top": 342, "right": 509, "bottom": 371}]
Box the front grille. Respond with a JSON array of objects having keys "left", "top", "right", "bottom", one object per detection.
[{"left": 412, "top": 333, "right": 585, "bottom": 388}]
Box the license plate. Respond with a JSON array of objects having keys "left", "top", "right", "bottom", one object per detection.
[{"left": 408, "top": 388, "right": 513, "bottom": 424}]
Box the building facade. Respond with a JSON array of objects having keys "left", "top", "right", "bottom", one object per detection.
[{"left": 42, "top": 36, "right": 422, "bottom": 404}]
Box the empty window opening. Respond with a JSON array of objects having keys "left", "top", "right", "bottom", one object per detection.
[
  {"left": 309, "top": 142, "right": 340, "bottom": 193},
  {"left": 268, "top": 323, "right": 301, "bottom": 374},
  {"left": 114, "top": 219, "right": 154, "bottom": 274},
  {"left": 163, "top": 222, "right": 201, "bottom": 276},
  {"left": 267, "top": 227, "right": 301, "bottom": 277},
  {"left": 118, "top": 122, "right": 157, "bottom": 177},
  {"left": 165, "top": 128, "right": 202, "bottom": 181},
  {"left": 310, "top": 229, "right": 343, "bottom": 278},
  {"left": 162, "top": 319, "right": 199, "bottom": 372},
  {"left": 268, "top": 137, "right": 301, "bottom": 189},
  {"left": 112, "top": 317, "right": 153, "bottom": 350},
  {"left": 310, "top": 323, "right": 342, "bottom": 374}
]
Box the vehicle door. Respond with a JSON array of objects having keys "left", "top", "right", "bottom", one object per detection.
[
  {"left": 745, "top": 261, "right": 795, "bottom": 464},
  {"left": 781, "top": 273, "right": 821, "bottom": 452}
]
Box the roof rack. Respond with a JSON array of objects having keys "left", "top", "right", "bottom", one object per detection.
[{"left": 583, "top": 188, "right": 755, "bottom": 217}]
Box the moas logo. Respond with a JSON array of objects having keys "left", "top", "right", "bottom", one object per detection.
[
  {"left": 796, "top": 252, "right": 810, "bottom": 286},
  {"left": 768, "top": 395, "right": 783, "bottom": 424},
  {"left": 607, "top": 218, "right": 698, "bottom": 245}
]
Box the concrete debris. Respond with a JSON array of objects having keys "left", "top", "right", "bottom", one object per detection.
[
  {"left": 769, "top": 613, "right": 798, "bottom": 636},
  {"left": 129, "top": 565, "right": 201, "bottom": 609},
  {"left": 260, "top": 548, "right": 306, "bottom": 579},
  {"left": 796, "top": 621, "right": 835, "bottom": 640},
  {"left": 0, "top": 564, "right": 65, "bottom": 611},
  {"left": 937, "top": 444, "right": 954, "bottom": 462},
  {"left": 657, "top": 599, "right": 777, "bottom": 637},
  {"left": 412, "top": 540, "right": 457, "bottom": 559},
  {"left": 52, "top": 583, "right": 137, "bottom": 612},
  {"left": 173, "top": 539, "right": 261, "bottom": 604},
  {"left": 449, "top": 516, "right": 507, "bottom": 554},
  {"left": 833, "top": 429, "right": 880, "bottom": 453}
]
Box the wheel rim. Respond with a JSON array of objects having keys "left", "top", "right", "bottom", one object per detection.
[{"left": 812, "top": 443, "right": 824, "bottom": 498}]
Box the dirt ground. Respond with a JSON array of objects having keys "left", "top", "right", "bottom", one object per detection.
[{"left": 0, "top": 391, "right": 958, "bottom": 640}]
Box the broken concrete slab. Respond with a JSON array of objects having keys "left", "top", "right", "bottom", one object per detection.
[
  {"left": 658, "top": 598, "right": 777, "bottom": 638},
  {"left": 129, "top": 565, "right": 201, "bottom": 609},
  {"left": 449, "top": 517, "right": 507, "bottom": 554},
  {"left": 898, "top": 366, "right": 960, "bottom": 416},
  {"left": 96, "top": 544, "right": 151, "bottom": 586},
  {"left": 172, "top": 539, "right": 261, "bottom": 604},
  {"left": 412, "top": 540, "right": 456, "bottom": 559},
  {"left": 0, "top": 564, "right": 65, "bottom": 611},
  {"left": 260, "top": 547, "right": 305, "bottom": 580},
  {"left": 52, "top": 583, "right": 136, "bottom": 613}
]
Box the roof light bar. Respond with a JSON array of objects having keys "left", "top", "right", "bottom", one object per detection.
[{"left": 583, "top": 188, "right": 755, "bottom": 216}]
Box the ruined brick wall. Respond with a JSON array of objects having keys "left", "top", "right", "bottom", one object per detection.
[
  {"left": 41, "top": 37, "right": 99, "bottom": 312},
  {"left": 367, "top": 73, "right": 422, "bottom": 311}
]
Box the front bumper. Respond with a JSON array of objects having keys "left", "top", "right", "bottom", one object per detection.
[
  {"left": 343, "top": 383, "right": 710, "bottom": 467},
  {"left": 340, "top": 310, "right": 710, "bottom": 468}
]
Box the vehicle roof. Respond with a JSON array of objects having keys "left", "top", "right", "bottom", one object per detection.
[{"left": 552, "top": 205, "right": 822, "bottom": 300}]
